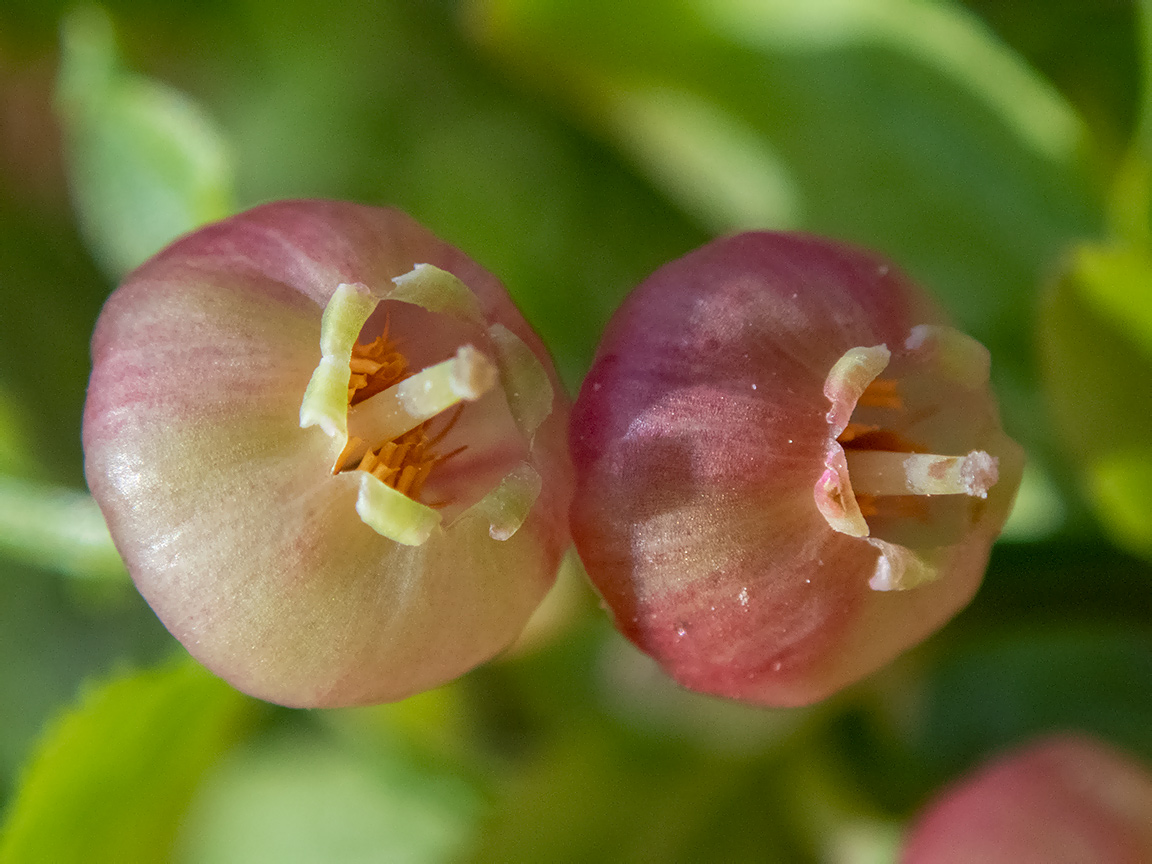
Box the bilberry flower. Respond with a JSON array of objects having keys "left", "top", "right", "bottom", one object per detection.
[
  {"left": 84, "top": 200, "right": 572, "bottom": 707},
  {"left": 570, "top": 232, "right": 1022, "bottom": 706},
  {"left": 901, "top": 735, "right": 1152, "bottom": 863}
]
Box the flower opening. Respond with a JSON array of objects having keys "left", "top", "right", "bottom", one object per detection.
[
  {"left": 816, "top": 326, "right": 1005, "bottom": 591},
  {"left": 298, "top": 273, "right": 514, "bottom": 545}
]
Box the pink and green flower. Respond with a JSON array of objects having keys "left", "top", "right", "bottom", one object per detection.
[{"left": 83, "top": 200, "right": 572, "bottom": 707}]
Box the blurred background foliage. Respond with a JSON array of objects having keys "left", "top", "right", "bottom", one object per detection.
[{"left": 1, "top": 0, "right": 1151, "bottom": 861}]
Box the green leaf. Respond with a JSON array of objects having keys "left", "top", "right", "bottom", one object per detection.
[
  {"left": 0, "top": 562, "right": 173, "bottom": 804},
  {"left": 0, "top": 476, "right": 125, "bottom": 582},
  {"left": 0, "top": 658, "right": 257, "bottom": 864},
  {"left": 0, "top": 389, "right": 33, "bottom": 479},
  {"left": 1089, "top": 452, "right": 1152, "bottom": 559},
  {"left": 469, "top": 726, "right": 808, "bottom": 864},
  {"left": 56, "top": 6, "right": 235, "bottom": 279},
  {"left": 175, "top": 729, "right": 481, "bottom": 864},
  {"left": 1134, "top": 0, "right": 1152, "bottom": 164},
  {"left": 969, "top": 541, "right": 1152, "bottom": 629},
  {"left": 205, "top": 0, "right": 707, "bottom": 389},
  {"left": 910, "top": 625, "right": 1152, "bottom": 781},
  {"left": 322, "top": 684, "right": 483, "bottom": 779},
  {"left": 999, "top": 461, "right": 1067, "bottom": 542},
  {"left": 1071, "top": 244, "right": 1152, "bottom": 353},
  {"left": 1040, "top": 242, "right": 1152, "bottom": 558},
  {"left": 467, "top": 0, "right": 1099, "bottom": 422},
  {"left": 0, "top": 195, "right": 110, "bottom": 485}
]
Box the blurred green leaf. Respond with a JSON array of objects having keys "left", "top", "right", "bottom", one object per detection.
[
  {"left": 55, "top": 5, "right": 235, "bottom": 279},
  {"left": 1040, "top": 243, "right": 1152, "bottom": 559},
  {"left": 825, "top": 541, "right": 1152, "bottom": 812},
  {"left": 0, "top": 476, "right": 125, "bottom": 581},
  {"left": 956, "top": 0, "right": 1139, "bottom": 190},
  {"left": 910, "top": 625, "right": 1152, "bottom": 780},
  {"left": 1072, "top": 244, "right": 1152, "bottom": 352},
  {"left": 203, "top": 0, "right": 706, "bottom": 389},
  {"left": 578, "top": 84, "right": 806, "bottom": 234},
  {"left": 969, "top": 541, "right": 1152, "bottom": 629},
  {"left": 999, "top": 461, "right": 1067, "bottom": 542},
  {"left": 467, "top": 0, "right": 1100, "bottom": 436},
  {"left": 0, "top": 390, "right": 33, "bottom": 479},
  {"left": 0, "top": 195, "right": 109, "bottom": 485},
  {"left": 326, "top": 686, "right": 481, "bottom": 773},
  {"left": 0, "top": 657, "right": 257, "bottom": 864},
  {"left": 1102, "top": 0, "right": 1152, "bottom": 247},
  {"left": 0, "top": 560, "right": 172, "bottom": 807},
  {"left": 596, "top": 632, "right": 815, "bottom": 755},
  {"left": 463, "top": 622, "right": 844, "bottom": 864},
  {"left": 469, "top": 725, "right": 808, "bottom": 864},
  {"left": 1137, "top": 0, "right": 1152, "bottom": 162},
  {"left": 1090, "top": 453, "right": 1152, "bottom": 558},
  {"left": 176, "top": 728, "right": 481, "bottom": 864}
]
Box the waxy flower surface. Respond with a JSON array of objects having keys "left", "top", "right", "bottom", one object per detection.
[
  {"left": 570, "top": 232, "right": 1023, "bottom": 706},
  {"left": 900, "top": 735, "right": 1152, "bottom": 864},
  {"left": 84, "top": 200, "right": 572, "bottom": 707}
]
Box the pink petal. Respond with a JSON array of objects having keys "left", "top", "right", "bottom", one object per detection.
[
  {"left": 571, "top": 231, "right": 1021, "bottom": 706},
  {"left": 902, "top": 735, "right": 1152, "bottom": 864}
]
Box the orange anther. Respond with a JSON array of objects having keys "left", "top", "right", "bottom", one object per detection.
[
  {"left": 838, "top": 422, "right": 880, "bottom": 444},
  {"left": 857, "top": 377, "right": 903, "bottom": 410},
  {"left": 339, "top": 333, "right": 468, "bottom": 505}
]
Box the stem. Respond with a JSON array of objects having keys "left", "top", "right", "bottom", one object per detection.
[
  {"left": 342, "top": 345, "right": 497, "bottom": 468},
  {"left": 845, "top": 449, "right": 998, "bottom": 498}
]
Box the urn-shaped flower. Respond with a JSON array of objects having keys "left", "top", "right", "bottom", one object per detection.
[
  {"left": 901, "top": 735, "right": 1152, "bottom": 864},
  {"left": 84, "top": 200, "right": 572, "bottom": 707},
  {"left": 570, "top": 232, "right": 1023, "bottom": 706}
]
